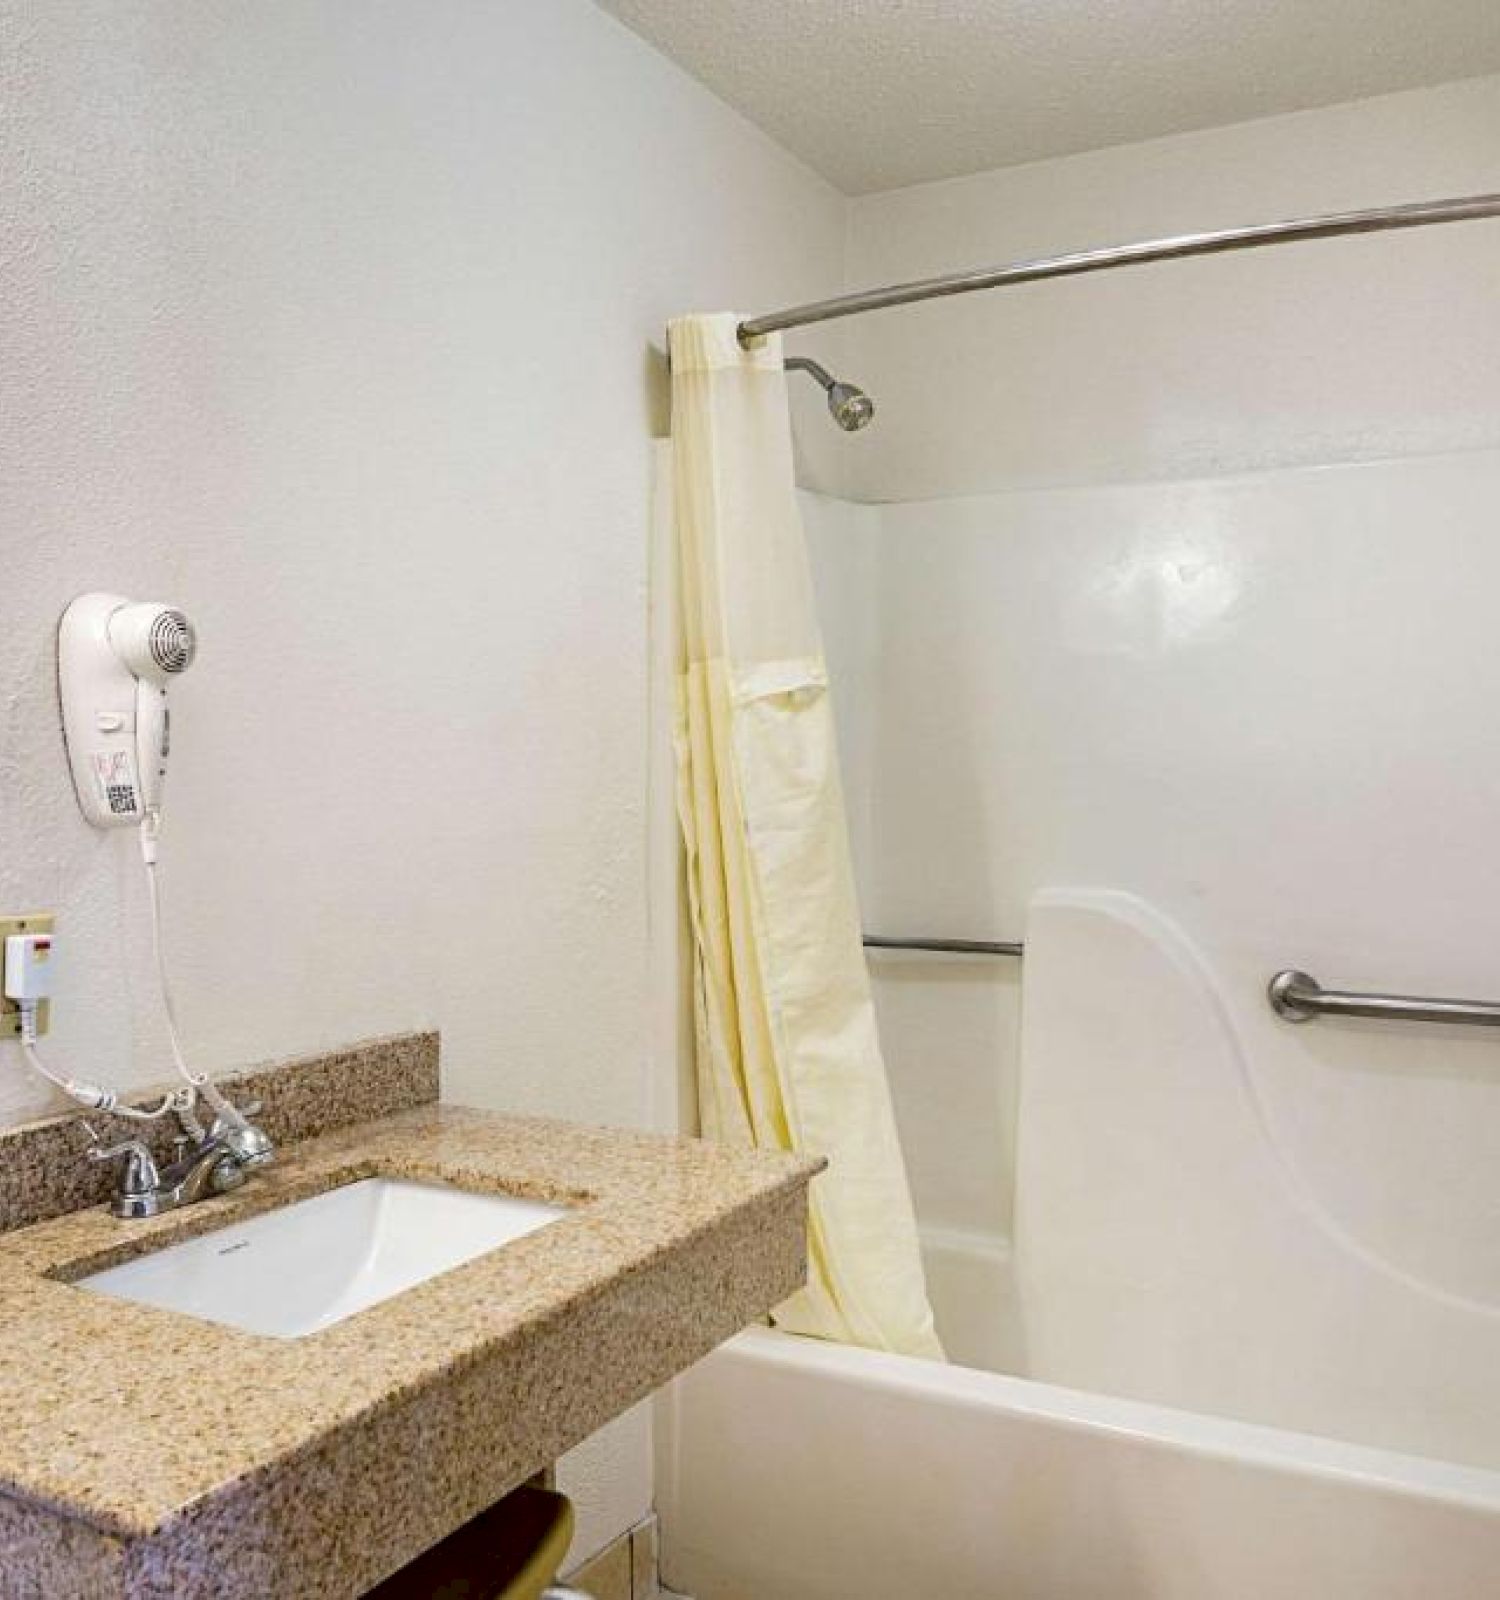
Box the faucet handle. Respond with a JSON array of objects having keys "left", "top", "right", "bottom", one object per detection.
[
  {"left": 207, "top": 1094, "right": 261, "bottom": 1131},
  {"left": 209, "top": 1099, "right": 274, "bottom": 1169},
  {"left": 85, "top": 1133, "right": 161, "bottom": 1198}
]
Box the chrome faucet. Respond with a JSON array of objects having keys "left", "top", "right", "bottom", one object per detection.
[{"left": 86, "top": 1100, "right": 275, "bottom": 1220}]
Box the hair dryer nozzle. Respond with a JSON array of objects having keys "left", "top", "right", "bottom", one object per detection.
[{"left": 108, "top": 604, "right": 197, "bottom": 682}]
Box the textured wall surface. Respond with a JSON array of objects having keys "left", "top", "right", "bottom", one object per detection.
[
  {"left": 0, "top": 0, "right": 843, "bottom": 1127},
  {"left": 0, "top": 0, "right": 845, "bottom": 1563}
]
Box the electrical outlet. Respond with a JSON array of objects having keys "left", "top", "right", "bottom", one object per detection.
[{"left": 0, "top": 914, "right": 55, "bottom": 1039}]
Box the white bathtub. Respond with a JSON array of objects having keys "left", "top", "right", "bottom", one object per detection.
[
  {"left": 658, "top": 1326, "right": 1500, "bottom": 1599},
  {"left": 656, "top": 893, "right": 1500, "bottom": 1596}
]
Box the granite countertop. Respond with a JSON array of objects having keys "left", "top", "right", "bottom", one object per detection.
[{"left": 0, "top": 1096, "right": 821, "bottom": 1598}]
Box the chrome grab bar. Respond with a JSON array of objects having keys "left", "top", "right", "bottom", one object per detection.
[
  {"left": 1268, "top": 969, "right": 1500, "bottom": 1028},
  {"left": 863, "top": 935, "right": 1023, "bottom": 958}
]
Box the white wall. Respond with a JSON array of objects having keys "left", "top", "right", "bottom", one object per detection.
[
  {"left": 846, "top": 75, "right": 1500, "bottom": 501},
  {"left": 0, "top": 0, "right": 846, "bottom": 1563}
]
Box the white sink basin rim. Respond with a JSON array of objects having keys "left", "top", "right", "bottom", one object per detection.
[{"left": 78, "top": 1177, "right": 569, "bottom": 1339}]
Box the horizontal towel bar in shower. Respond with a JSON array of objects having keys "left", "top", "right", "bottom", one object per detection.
[
  {"left": 863, "top": 935, "right": 1024, "bottom": 957},
  {"left": 1268, "top": 969, "right": 1500, "bottom": 1028}
]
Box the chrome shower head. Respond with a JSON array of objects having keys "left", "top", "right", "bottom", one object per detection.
[
  {"left": 784, "top": 356, "right": 876, "bottom": 432},
  {"left": 826, "top": 380, "right": 875, "bottom": 432}
]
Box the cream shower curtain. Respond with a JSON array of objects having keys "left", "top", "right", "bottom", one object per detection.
[{"left": 668, "top": 313, "right": 942, "bottom": 1359}]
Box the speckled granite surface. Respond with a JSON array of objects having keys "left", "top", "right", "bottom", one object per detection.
[
  {"left": 0, "top": 1100, "right": 820, "bottom": 1598},
  {"left": 0, "top": 1031, "right": 440, "bottom": 1233}
]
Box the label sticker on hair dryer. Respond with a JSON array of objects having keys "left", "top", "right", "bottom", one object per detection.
[{"left": 93, "top": 751, "right": 139, "bottom": 816}]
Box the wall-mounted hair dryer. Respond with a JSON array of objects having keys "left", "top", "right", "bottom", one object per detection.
[
  {"left": 58, "top": 593, "right": 198, "bottom": 830},
  {"left": 48, "top": 593, "right": 271, "bottom": 1165}
]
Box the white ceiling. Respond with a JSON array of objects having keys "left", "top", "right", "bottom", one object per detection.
[{"left": 595, "top": 1, "right": 1500, "bottom": 194}]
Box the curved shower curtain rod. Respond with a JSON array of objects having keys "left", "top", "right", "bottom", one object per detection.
[{"left": 738, "top": 191, "right": 1500, "bottom": 342}]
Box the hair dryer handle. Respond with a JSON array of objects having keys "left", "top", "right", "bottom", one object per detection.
[{"left": 134, "top": 678, "right": 170, "bottom": 820}]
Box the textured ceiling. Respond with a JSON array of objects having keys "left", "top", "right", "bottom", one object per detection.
[{"left": 595, "top": 0, "right": 1500, "bottom": 193}]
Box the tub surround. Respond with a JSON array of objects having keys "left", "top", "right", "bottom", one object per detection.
[{"left": 0, "top": 1041, "right": 819, "bottom": 1598}]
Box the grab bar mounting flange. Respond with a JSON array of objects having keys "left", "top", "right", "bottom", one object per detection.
[{"left": 1268, "top": 969, "right": 1500, "bottom": 1028}]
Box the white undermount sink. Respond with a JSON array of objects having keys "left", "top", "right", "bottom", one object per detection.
[{"left": 78, "top": 1177, "right": 569, "bottom": 1339}]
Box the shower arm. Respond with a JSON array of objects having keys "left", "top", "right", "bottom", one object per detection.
[
  {"left": 784, "top": 355, "right": 838, "bottom": 389},
  {"left": 739, "top": 191, "right": 1500, "bottom": 341},
  {"left": 783, "top": 354, "right": 876, "bottom": 431}
]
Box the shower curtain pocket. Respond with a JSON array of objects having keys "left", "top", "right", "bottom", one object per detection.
[{"left": 728, "top": 657, "right": 865, "bottom": 1010}]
